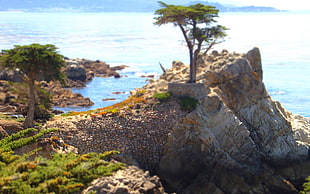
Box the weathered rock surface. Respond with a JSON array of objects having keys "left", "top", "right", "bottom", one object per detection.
[
  {"left": 45, "top": 81, "right": 94, "bottom": 108},
  {"left": 0, "top": 67, "right": 23, "bottom": 83},
  {"left": 45, "top": 100, "right": 187, "bottom": 172},
  {"left": 0, "top": 120, "right": 23, "bottom": 135},
  {"left": 66, "top": 64, "right": 87, "bottom": 82},
  {"left": 44, "top": 47, "right": 309, "bottom": 193},
  {"left": 65, "top": 58, "right": 126, "bottom": 87},
  {"left": 83, "top": 165, "right": 166, "bottom": 194},
  {"left": 152, "top": 47, "right": 310, "bottom": 193}
]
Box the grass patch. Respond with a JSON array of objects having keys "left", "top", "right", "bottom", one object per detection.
[{"left": 153, "top": 92, "right": 171, "bottom": 102}]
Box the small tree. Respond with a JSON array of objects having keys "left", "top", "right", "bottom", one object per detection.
[
  {"left": 0, "top": 44, "right": 65, "bottom": 128},
  {"left": 154, "top": 1, "right": 228, "bottom": 83}
]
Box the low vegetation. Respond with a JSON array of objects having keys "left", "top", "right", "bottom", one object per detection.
[
  {"left": 178, "top": 96, "right": 199, "bottom": 112},
  {"left": 153, "top": 92, "right": 171, "bottom": 102},
  {"left": 301, "top": 177, "right": 310, "bottom": 194},
  {"left": 61, "top": 96, "right": 146, "bottom": 117},
  {"left": 0, "top": 128, "right": 125, "bottom": 194},
  {"left": 153, "top": 92, "right": 198, "bottom": 112}
]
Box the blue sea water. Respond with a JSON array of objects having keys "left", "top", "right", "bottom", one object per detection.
[{"left": 0, "top": 11, "right": 309, "bottom": 117}]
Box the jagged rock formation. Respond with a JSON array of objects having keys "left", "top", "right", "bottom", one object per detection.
[
  {"left": 146, "top": 47, "right": 310, "bottom": 193},
  {"left": 46, "top": 81, "right": 94, "bottom": 108},
  {"left": 83, "top": 165, "right": 166, "bottom": 194},
  {"left": 44, "top": 47, "right": 309, "bottom": 193},
  {"left": 65, "top": 58, "right": 126, "bottom": 86},
  {"left": 66, "top": 64, "right": 87, "bottom": 82}
]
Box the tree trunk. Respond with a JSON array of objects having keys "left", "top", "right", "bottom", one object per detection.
[
  {"left": 178, "top": 24, "right": 196, "bottom": 83},
  {"left": 189, "top": 48, "right": 196, "bottom": 83},
  {"left": 23, "top": 79, "right": 35, "bottom": 128}
]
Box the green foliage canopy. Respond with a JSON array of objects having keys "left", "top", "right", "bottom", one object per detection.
[
  {"left": 154, "top": 1, "right": 228, "bottom": 83},
  {"left": 0, "top": 44, "right": 65, "bottom": 82},
  {"left": 0, "top": 44, "right": 66, "bottom": 128}
]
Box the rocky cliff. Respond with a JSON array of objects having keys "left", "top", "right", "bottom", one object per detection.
[
  {"left": 142, "top": 47, "right": 310, "bottom": 193},
  {"left": 44, "top": 47, "right": 310, "bottom": 193}
]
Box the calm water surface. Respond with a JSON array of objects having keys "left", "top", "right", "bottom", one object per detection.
[{"left": 0, "top": 11, "right": 309, "bottom": 116}]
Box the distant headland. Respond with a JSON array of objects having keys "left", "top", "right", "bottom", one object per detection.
[{"left": 0, "top": 0, "right": 284, "bottom": 12}]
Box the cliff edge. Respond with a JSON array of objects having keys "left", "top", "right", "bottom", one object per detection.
[
  {"left": 44, "top": 47, "right": 310, "bottom": 193},
  {"left": 143, "top": 47, "right": 310, "bottom": 193}
]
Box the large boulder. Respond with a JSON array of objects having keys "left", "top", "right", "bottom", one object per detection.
[
  {"left": 82, "top": 165, "right": 166, "bottom": 194},
  {"left": 66, "top": 64, "right": 87, "bottom": 82},
  {"left": 0, "top": 68, "right": 23, "bottom": 82},
  {"left": 150, "top": 47, "right": 310, "bottom": 193}
]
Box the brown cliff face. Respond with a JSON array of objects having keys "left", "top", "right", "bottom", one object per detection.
[{"left": 150, "top": 47, "right": 310, "bottom": 193}]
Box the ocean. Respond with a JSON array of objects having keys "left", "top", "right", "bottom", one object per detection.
[{"left": 0, "top": 11, "right": 309, "bottom": 117}]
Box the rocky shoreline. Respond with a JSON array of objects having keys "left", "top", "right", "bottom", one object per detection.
[
  {"left": 42, "top": 48, "right": 310, "bottom": 193},
  {"left": 0, "top": 58, "right": 127, "bottom": 115},
  {"left": 0, "top": 48, "right": 310, "bottom": 193}
]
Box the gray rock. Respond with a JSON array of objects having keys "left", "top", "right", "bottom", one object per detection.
[
  {"left": 82, "top": 166, "right": 166, "bottom": 194},
  {"left": 66, "top": 65, "right": 87, "bottom": 82},
  {"left": 156, "top": 47, "right": 310, "bottom": 193},
  {"left": 0, "top": 68, "right": 23, "bottom": 82}
]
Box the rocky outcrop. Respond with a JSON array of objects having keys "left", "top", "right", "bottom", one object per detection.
[
  {"left": 83, "top": 165, "right": 166, "bottom": 194},
  {"left": 0, "top": 68, "right": 23, "bottom": 83},
  {"left": 130, "top": 47, "right": 310, "bottom": 193},
  {"left": 46, "top": 81, "right": 94, "bottom": 108},
  {"left": 44, "top": 47, "right": 309, "bottom": 193},
  {"left": 65, "top": 59, "right": 126, "bottom": 87},
  {"left": 48, "top": 59, "right": 127, "bottom": 108},
  {"left": 0, "top": 120, "right": 23, "bottom": 135},
  {"left": 0, "top": 58, "right": 127, "bottom": 113},
  {"left": 66, "top": 64, "right": 87, "bottom": 82},
  {"left": 45, "top": 100, "right": 187, "bottom": 172},
  {"left": 153, "top": 48, "right": 310, "bottom": 193}
]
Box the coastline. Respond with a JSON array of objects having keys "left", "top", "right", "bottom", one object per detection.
[{"left": 0, "top": 12, "right": 309, "bottom": 116}]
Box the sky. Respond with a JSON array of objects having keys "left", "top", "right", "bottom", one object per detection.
[{"left": 206, "top": 0, "right": 310, "bottom": 10}]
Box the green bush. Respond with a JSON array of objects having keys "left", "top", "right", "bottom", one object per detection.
[
  {"left": 301, "top": 177, "right": 310, "bottom": 194},
  {"left": 0, "top": 128, "right": 125, "bottom": 194},
  {"left": 153, "top": 92, "right": 171, "bottom": 102},
  {"left": 178, "top": 96, "right": 199, "bottom": 112}
]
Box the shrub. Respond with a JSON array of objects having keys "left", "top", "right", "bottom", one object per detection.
[
  {"left": 301, "top": 177, "right": 310, "bottom": 194},
  {"left": 178, "top": 96, "right": 199, "bottom": 112},
  {"left": 0, "top": 128, "right": 125, "bottom": 194}
]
